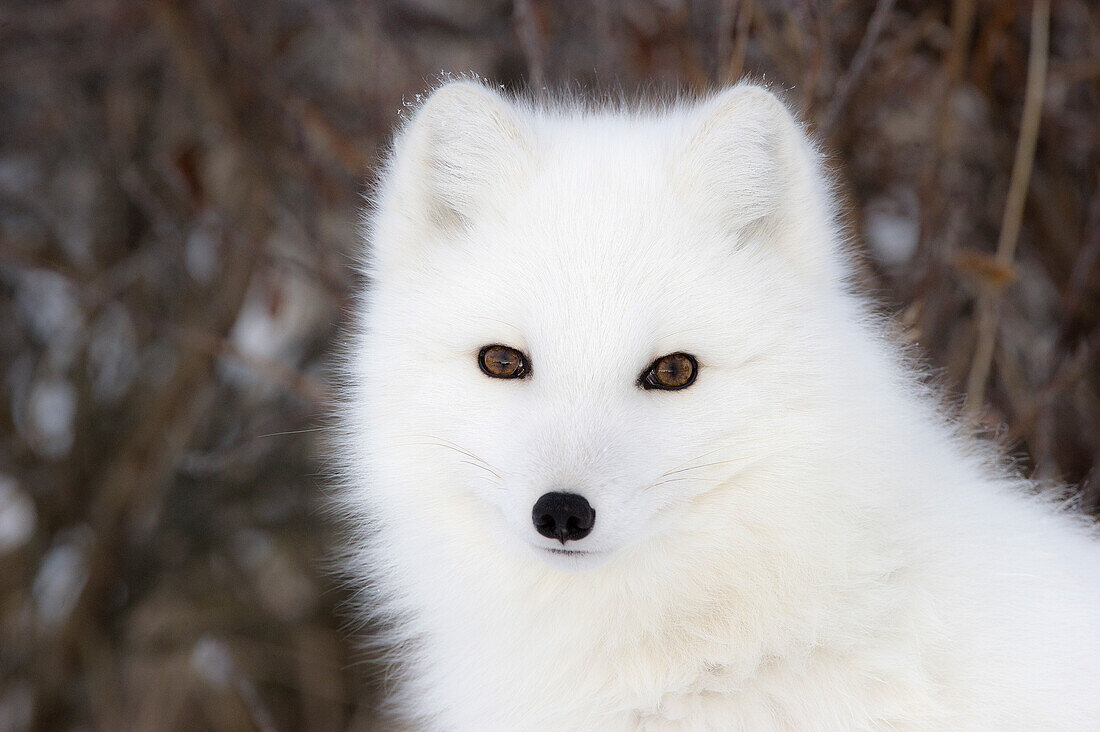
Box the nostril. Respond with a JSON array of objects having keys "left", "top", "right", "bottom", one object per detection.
[{"left": 531, "top": 492, "right": 596, "bottom": 543}]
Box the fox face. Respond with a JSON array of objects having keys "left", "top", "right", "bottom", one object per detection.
[
  {"left": 341, "top": 81, "right": 1100, "bottom": 732},
  {"left": 353, "top": 81, "right": 841, "bottom": 573}
]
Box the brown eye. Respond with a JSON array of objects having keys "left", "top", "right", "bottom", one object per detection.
[
  {"left": 641, "top": 352, "right": 697, "bottom": 390},
  {"left": 479, "top": 345, "right": 529, "bottom": 379}
]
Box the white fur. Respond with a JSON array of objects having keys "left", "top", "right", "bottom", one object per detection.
[{"left": 337, "top": 80, "right": 1100, "bottom": 730}]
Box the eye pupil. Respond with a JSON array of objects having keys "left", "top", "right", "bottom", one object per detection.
[
  {"left": 479, "top": 345, "right": 528, "bottom": 379},
  {"left": 642, "top": 352, "right": 697, "bottom": 390}
]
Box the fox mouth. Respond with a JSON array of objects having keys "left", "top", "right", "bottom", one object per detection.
[{"left": 544, "top": 547, "right": 592, "bottom": 556}]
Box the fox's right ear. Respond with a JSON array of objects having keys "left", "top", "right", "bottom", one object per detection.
[
  {"left": 673, "top": 85, "right": 839, "bottom": 287},
  {"left": 377, "top": 81, "right": 535, "bottom": 251}
]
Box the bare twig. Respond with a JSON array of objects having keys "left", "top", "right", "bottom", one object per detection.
[
  {"left": 912, "top": 0, "right": 979, "bottom": 277},
  {"left": 174, "top": 325, "right": 333, "bottom": 406},
  {"left": 1057, "top": 188, "right": 1100, "bottom": 343},
  {"left": 819, "top": 0, "right": 896, "bottom": 136},
  {"left": 513, "top": 0, "right": 549, "bottom": 92},
  {"left": 717, "top": 0, "right": 736, "bottom": 82},
  {"left": 932, "top": 0, "right": 978, "bottom": 155},
  {"left": 718, "top": 0, "right": 753, "bottom": 85},
  {"left": 965, "top": 0, "right": 1051, "bottom": 418}
]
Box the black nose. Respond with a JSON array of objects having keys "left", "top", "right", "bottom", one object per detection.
[{"left": 532, "top": 492, "right": 595, "bottom": 543}]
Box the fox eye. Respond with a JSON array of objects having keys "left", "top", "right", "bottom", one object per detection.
[
  {"left": 641, "top": 352, "right": 697, "bottom": 390},
  {"left": 479, "top": 345, "right": 529, "bottom": 379}
]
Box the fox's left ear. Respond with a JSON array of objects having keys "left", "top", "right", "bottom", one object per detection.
[{"left": 674, "top": 85, "right": 839, "bottom": 285}]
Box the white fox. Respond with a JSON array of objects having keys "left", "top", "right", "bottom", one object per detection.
[{"left": 337, "top": 80, "right": 1100, "bottom": 730}]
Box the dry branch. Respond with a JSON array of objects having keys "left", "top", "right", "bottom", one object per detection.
[{"left": 965, "top": 0, "right": 1051, "bottom": 418}]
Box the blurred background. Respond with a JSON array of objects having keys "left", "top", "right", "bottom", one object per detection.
[{"left": 1, "top": 0, "right": 1097, "bottom": 729}]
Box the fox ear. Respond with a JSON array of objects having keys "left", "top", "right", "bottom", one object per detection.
[
  {"left": 674, "top": 85, "right": 837, "bottom": 284},
  {"left": 385, "top": 81, "right": 535, "bottom": 239}
]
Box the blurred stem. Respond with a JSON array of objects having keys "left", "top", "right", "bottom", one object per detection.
[
  {"left": 819, "top": 0, "right": 895, "bottom": 136},
  {"left": 965, "top": 0, "right": 1050, "bottom": 419},
  {"left": 514, "top": 0, "right": 548, "bottom": 92},
  {"left": 940, "top": 0, "right": 978, "bottom": 143},
  {"left": 727, "top": 0, "right": 754, "bottom": 85}
]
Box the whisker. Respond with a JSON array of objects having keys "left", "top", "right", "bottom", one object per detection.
[
  {"left": 393, "top": 435, "right": 505, "bottom": 482},
  {"left": 398, "top": 437, "right": 486, "bottom": 464},
  {"left": 255, "top": 426, "right": 332, "bottom": 439},
  {"left": 470, "top": 315, "right": 522, "bottom": 332},
  {"left": 645, "top": 443, "right": 795, "bottom": 493},
  {"left": 660, "top": 457, "right": 756, "bottom": 478},
  {"left": 657, "top": 445, "right": 730, "bottom": 478},
  {"left": 394, "top": 441, "right": 491, "bottom": 466},
  {"left": 407, "top": 434, "right": 488, "bottom": 460},
  {"left": 644, "top": 476, "right": 726, "bottom": 492},
  {"left": 458, "top": 460, "right": 503, "bottom": 481}
]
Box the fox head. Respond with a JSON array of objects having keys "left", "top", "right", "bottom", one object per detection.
[{"left": 348, "top": 81, "right": 848, "bottom": 574}]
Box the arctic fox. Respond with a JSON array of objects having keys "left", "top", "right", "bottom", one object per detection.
[{"left": 338, "top": 80, "right": 1100, "bottom": 730}]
